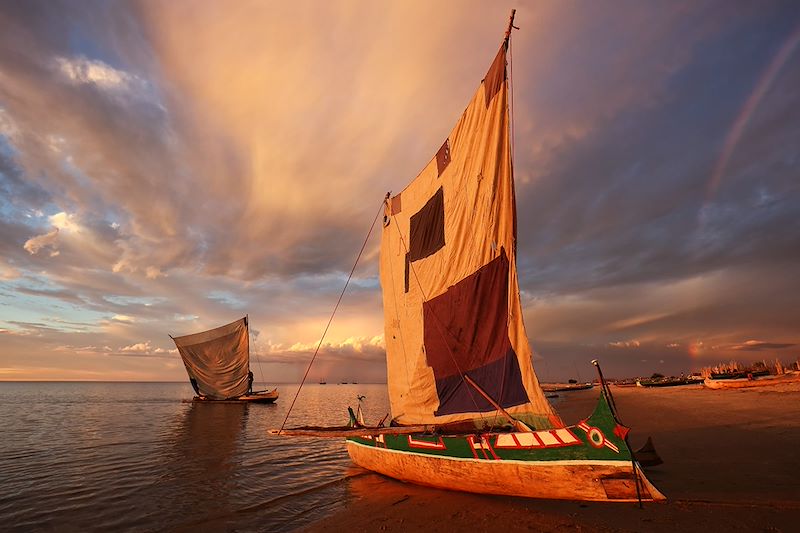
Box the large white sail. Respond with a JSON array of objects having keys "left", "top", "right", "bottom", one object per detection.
[
  {"left": 380, "top": 44, "right": 560, "bottom": 430},
  {"left": 172, "top": 317, "right": 250, "bottom": 400}
]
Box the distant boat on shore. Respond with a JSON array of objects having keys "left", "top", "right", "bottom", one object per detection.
[
  {"left": 709, "top": 369, "right": 768, "bottom": 380},
  {"left": 636, "top": 376, "right": 702, "bottom": 388},
  {"left": 540, "top": 382, "right": 594, "bottom": 392},
  {"left": 703, "top": 371, "right": 800, "bottom": 390},
  {"left": 170, "top": 317, "right": 278, "bottom": 403}
]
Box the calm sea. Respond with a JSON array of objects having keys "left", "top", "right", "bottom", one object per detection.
[{"left": 0, "top": 382, "right": 391, "bottom": 532}]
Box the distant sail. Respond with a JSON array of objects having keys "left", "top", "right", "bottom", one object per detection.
[
  {"left": 380, "top": 44, "right": 560, "bottom": 429},
  {"left": 172, "top": 317, "right": 250, "bottom": 400}
]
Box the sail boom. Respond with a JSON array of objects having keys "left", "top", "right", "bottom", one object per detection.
[{"left": 271, "top": 425, "right": 436, "bottom": 438}]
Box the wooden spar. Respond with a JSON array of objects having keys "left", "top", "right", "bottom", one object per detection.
[
  {"left": 504, "top": 9, "right": 518, "bottom": 42},
  {"left": 270, "top": 424, "right": 436, "bottom": 438},
  {"left": 592, "top": 359, "right": 618, "bottom": 417},
  {"left": 463, "top": 375, "right": 531, "bottom": 432},
  {"left": 593, "top": 359, "right": 643, "bottom": 508}
]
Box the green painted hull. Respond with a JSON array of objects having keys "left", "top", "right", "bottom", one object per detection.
[{"left": 346, "top": 392, "right": 665, "bottom": 501}]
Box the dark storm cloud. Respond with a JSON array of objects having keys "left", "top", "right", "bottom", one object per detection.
[{"left": 515, "top": 3, "right": 800, "bottom": 297}]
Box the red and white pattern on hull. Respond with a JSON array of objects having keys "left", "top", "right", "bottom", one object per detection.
[
  {"left": 359, "top": 434, "right": 387, "bottom": 448},
  {"left": 493, "top": 428, "right": 580, "bottom": 449},
  {"left": 407, "top": 435, "right": 447, "bottom": 450},
  {"left": 467, "top": 435, "right": 500, "bottom": 460},
  {"left": 577, "top": 421, "right": 619, "bottom": 453}
]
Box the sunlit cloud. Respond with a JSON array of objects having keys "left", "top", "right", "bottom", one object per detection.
[
  {"left": 49, "top": 212, "right": 79, "bottom": 232},
  {"left": 120, "top": 341, "right": 152, "bottom": 353},
  {"left": 607, "top": 313, "right": 671, "bottom": 331},
  {"left": 23, "top": 228, "right": 59, "bottom": 255},
  {"left": 254, "top": 334, "right": 385, "bottom": 364},
  {"left": 144, "top": 266, "right": 166, "bottom": 280},
  {"left": 0, "top": 259, "right": 21, "bottom": 279},
  {"left": 730, "top": 340, "right": 796, "bottom": 351},
  {"left": 608, "top": 340, "right": 641, "bottom": 349},
  {"left": 55, "top": 56, "right": 137, "bottom": 91},
  {"left": 0, "top": 107, "right": 20, "bottom": 140},
  {"left": 115, "top": 340, "right": 176, "bottom": 356},
  {"left": 55, "top": 345, "right": 112, "bottom": 355}
]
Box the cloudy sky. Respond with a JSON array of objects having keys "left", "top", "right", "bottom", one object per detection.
[{"left": 1, "top": 0, "right": 799, "bottom": 383}]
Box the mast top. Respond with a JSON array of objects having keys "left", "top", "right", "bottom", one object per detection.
[{"left": 504, "top": 9, "right": 518, "bottom": 43}]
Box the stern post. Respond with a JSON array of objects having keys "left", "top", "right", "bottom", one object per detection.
[{"left": 592, "top": 359, "right": 643, "bottom": 508}]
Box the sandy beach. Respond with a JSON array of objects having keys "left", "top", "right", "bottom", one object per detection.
[{"left": 303, "top": 383, "right": 800, "bottom": 532}]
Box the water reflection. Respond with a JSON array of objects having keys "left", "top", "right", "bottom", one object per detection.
[
  {"left": 0, "top": 383, "right": 390, "bottom": 532},
  {"left": 155, "top": 402, "right": 249, "bottom": 530}
]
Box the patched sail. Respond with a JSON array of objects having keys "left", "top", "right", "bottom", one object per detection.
[
  {"left": 172, "top": 317, "right": 250, "bottom": 400},
  {"left": 380, "top": 43, "right": 560, "bottom": 430}
]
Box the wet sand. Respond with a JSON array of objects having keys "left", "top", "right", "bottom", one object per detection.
[{"left": 303, "top": 383, "right": 800, "bottom": 532}]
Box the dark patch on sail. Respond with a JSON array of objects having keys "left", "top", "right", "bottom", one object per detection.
[
  {"left": 433, "top": 350, "right": 528, "bottom": 416},
  {"left": 436, "top": 138, "right": 451, "bottom": 175},
  {"left": 390, "top": 194, "right": 402, "bottom": 215},
  {"left": 408, "top": 187, "right": 445, "bottom": 263},
  {"left": 422, "top": 250, "right": 528, "bottom": 414},
  {"left": 483, "top": 45, "right": 506, "bottom": 107}
]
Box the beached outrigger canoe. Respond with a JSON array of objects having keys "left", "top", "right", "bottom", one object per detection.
[
  {"left": 703, "top": 371, "right": 800, "bottom": 390},
  {"left": 541, "top": 382, "right": 595, "bottom": 392},
  {"left": 276, "top": 11, "right": 663, "bottom": 502},
  {"left": 171, "top": 317, "right": 278, "bottom": 403}
]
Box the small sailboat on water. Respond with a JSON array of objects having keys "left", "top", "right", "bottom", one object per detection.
[
  {"left": 171, "top": 317, "right": 278, "bottom": 403},
  {"left": 275, "top": 11, "right": 663, "bottom": 502}
]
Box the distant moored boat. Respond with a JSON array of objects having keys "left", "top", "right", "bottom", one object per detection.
[{"left": 171, "top": 317, "right": 278, "bottom": 403}]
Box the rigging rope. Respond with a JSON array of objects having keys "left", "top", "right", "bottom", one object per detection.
[
  {"left": 244, "top": 314, "right": 267, "bottom": 390},
  {"left": 509, "top": 25, "right": 516, "bottom": 184},
  {"left": 393, "top": 214, "right": 489, "bottom": 425},
  {"left": 278, "top": 200, "right": 385, "bottom": 432},
  {"left": 253, "top": 329, "right": 267, "bottom": 391}
]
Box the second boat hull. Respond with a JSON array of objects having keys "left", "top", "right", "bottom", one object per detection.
[{"left": 191, "top": 388, "right": 279, "bottom": 403}]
